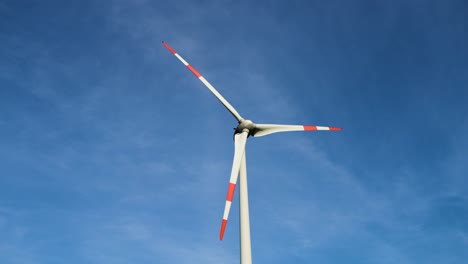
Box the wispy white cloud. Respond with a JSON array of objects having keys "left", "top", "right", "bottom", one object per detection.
[{"left": 77, "top": 211, "right": 237, "bottom": 264}]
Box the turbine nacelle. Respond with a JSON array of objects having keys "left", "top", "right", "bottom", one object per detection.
[{"left": 235, "top": 119, "right": 256, "bottom": 136}]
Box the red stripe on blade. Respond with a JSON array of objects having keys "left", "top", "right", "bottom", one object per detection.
[
  {"left": 226, "top": 183, "right": 236, "bottom": 202},
  {"left": 220, "top": 219, "right": 227, "bottom": 240},
  {"left": 329, "top": 127, "right": 342, "bottom": 131},
  {"left": 187, "top": 65, "right": 202, "bottom": 77},
  {"left": 162, "top": 41, "right": 176, "bottom": 54},
  {"left": 303, "top": 125, "right": 317, "bottom": 130}
]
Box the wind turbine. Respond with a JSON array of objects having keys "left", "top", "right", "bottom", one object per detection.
[{"left": 162, "top": 41, "right": 342, "bottom": 264}]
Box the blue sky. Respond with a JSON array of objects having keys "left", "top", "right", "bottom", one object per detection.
[{"left": 1, "top": 0, "right": 467, "bottom": 263}]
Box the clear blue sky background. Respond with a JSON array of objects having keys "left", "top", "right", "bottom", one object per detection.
[{"left": 1, "top": 0, "right": 467, "bottom": 263}]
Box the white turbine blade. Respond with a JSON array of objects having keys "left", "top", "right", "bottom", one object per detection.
[
  {"left": 220, "top": 130, "right": 249, "bottom": 240},
  {"left": 253, "top": 123, "right": 342, "bottom": 137},
  {"left": 162, "top": 41, "right": 243, "bottom": 122}
]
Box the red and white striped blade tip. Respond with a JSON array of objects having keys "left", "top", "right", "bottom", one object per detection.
[
  {"left": 162, "top": 41, "right": 176, "bottom": 54},
  {"left": 162, "top": 41, "right": 202, "bottom": 78},
  {"left": 220, "top": 219, "right": 227, "bottom": 240},
  {"left": 303, "top": 125, "right": 342, "bottom": 131}
]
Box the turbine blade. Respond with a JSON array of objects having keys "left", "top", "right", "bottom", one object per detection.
[
  {"left": 253, "top": 124, "right": 342, "bottom": 137},
  {"left": 162, "top": 41, "right": 243, "bottom": 122},
  {"left": 220, "top": 130, "right": 249, "bottom": 240}
]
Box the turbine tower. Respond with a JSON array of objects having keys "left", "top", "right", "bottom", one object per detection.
[{"left": 163, "top": 41, "right": 341, "bottom": 264}]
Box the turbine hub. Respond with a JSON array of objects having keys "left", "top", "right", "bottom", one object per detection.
[{"left": 235, "top": 119, "right": 256, "bottom": 136}]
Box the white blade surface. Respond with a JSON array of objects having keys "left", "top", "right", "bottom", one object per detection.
[
  {"left": 162, "top": 41, "right": 243, "bottom": 122},
  {"left": 220, "top": 130, "right": 249, "bottom": 240},
  {"left": 254, "top": 123, "right": 342, "bottom": 137}
]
